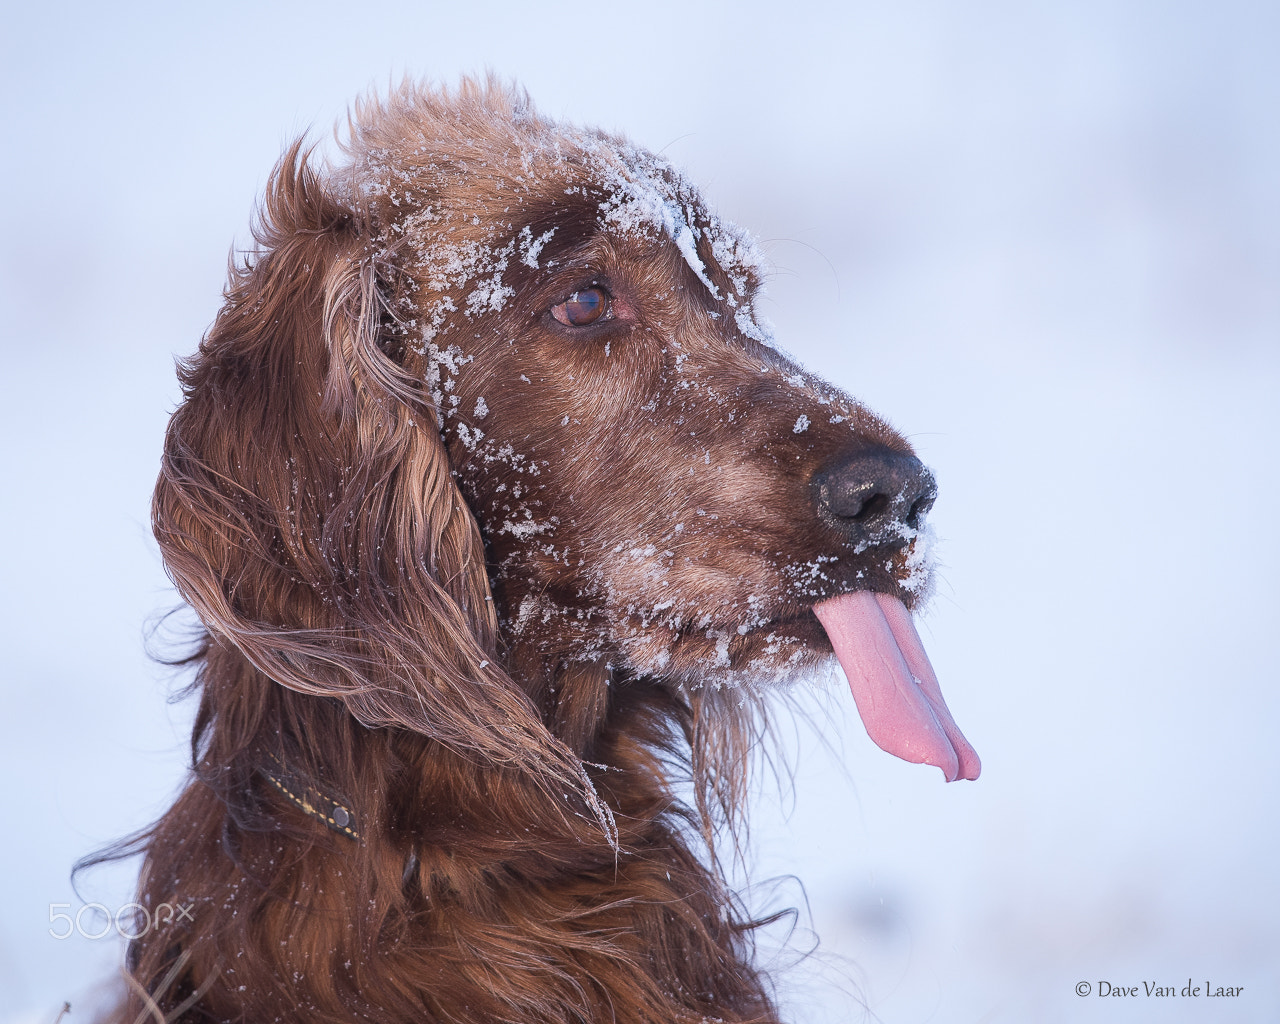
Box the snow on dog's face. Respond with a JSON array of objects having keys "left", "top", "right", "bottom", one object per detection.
[{"left": 348, "top": 83, "right": 978, "bottom": 781}]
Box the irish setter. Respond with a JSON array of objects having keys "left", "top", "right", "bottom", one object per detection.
[{"left": 109, "top": 78, "right": 979, "bottom": 1024}]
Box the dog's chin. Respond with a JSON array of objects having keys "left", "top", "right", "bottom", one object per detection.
[{"left": 608, "top": 611, "right": 832, "bottom": 690}]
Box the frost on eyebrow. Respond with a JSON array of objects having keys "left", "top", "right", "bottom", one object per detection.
[
  {"left": 598, "top": 177, "right": 721, "bottom": 298},
  {"left": 580, "top": 137, "right": 777, "bottom": 347}
]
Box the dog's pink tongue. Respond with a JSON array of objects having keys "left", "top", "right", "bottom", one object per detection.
[{"left": 813, "top": 592, "right": 981, "bottom": 782}]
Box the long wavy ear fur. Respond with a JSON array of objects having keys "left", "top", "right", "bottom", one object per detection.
[{"left": 153, "top": 142, "right": 613, "bottom": 838}]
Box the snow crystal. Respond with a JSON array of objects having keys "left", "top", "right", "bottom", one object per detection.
[
  {"left": 464, "top": 270, "right": 514, "bottom": 317},
  {"left": 733, "top": 306, "right": 773, "bottom": 344},
  {"left": 500, "top": 513, "right": 555, "bottom": 541},
  {"left": 421, "top": 341, "right": 473, "bottom": 423},
  {"left": 897, "top": 519, "right": 938, "bottom": 600},
  {"left": 783, "top": 555, "right": 841, "bottom": 600},
  {"left": 512, "top": 594, "right": 540, "bottom": 635},
  {"left": 793, "top": 414, "right": 810, "bottom": 433},
  {"left": 455, "top": 423, "right": 483, "bottom": 451},
  {"left": 518, "top": 225, "right": 557, "bottom": 268}
]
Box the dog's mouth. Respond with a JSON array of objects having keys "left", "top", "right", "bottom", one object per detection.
[{"left": 813, "top": 591, "right": 981, "bottom": 782}]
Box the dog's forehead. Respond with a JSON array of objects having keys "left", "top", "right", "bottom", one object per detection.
[{"left": 350, "top": 99, "right": 769, "bottom": 330}]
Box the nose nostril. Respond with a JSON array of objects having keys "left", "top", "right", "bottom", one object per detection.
[
  {"left": 850, "top": 493, "right": 890, "bottom": 523},
  {"left": 906, "top": 495, "right": 931, "bottom": 529}
]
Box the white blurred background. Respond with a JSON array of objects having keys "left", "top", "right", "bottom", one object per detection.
[{"left": 1, "top": 1, "right": 1276, "bottom": 1021}]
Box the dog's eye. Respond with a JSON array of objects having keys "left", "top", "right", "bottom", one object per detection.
[{"left": 551, "top": 288, "right": 611, "bottom": 327}]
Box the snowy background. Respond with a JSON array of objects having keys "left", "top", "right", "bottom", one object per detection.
[{"left": 1, "top": 1, "right": 1277, "bottom": 1021}]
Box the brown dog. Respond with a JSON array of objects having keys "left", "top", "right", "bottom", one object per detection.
[{"left": 114, "top": 77, "right": 978, "bottom": 1023}]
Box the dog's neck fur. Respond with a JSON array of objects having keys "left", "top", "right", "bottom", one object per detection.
[{"left": 120, "top": 640, "right": 778, "bottom": 1023}]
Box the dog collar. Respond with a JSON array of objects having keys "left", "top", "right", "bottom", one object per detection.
[{"left": 263, "top": 756, "right": 361, "bottom": 841}]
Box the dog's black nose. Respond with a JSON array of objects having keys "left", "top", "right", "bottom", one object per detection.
[{"left": 812, "top": 448, "right": 937, "bottom": 542}]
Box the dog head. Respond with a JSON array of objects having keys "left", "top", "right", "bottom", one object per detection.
[{"left": 154, "top": 78, "right": 977, "bottom": 797}]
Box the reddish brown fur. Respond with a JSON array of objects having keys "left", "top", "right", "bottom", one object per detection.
[{"left": 107, "top": 79, "right": 932, "bottom": 1023}]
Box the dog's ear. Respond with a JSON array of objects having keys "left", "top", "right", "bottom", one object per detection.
[{"left": 154, "top": 142, "right": 614, "bottom": 837}]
